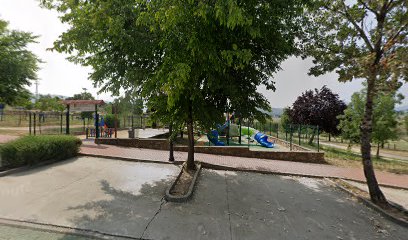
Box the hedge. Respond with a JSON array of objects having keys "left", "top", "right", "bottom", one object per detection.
[{"left": 0, "top": 135, "right": 82, "bottom": 167}]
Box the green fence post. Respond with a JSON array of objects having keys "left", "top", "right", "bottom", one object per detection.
[
  {"left": 238, "top": 117, "right": 242, "bottom": 145},
  {"left": 248, "top": 120, "right": 250, "bottom": 147},
  {"left": 317, "top": 125, "right": 320, "bottom": 152},
  {"left": 298, "top": 124, "right": 301, "bottom": 145},
  {"left": 33, "top": 113, "right": 36, "bottom": 136},
  {"left": 29, "top": 112, "right": 32, "bottom": 135},
  {"left": 131, "top": 115, "right": 134, "bottom": 129},
  {"left": 95, "top": 104, "right": 99, "bottom": 138},
  {"left": 66, "top": 105, "right": 70, "bottom": 135},
  {"left": 289, "top": 124, "right": 292, "bottom": 151}
]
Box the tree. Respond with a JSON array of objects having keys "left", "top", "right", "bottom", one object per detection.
[
  {"left": 288, "top": 86, "right": 346, "bottom": 143},
  {"left": 113, "top": 93, "right": 144, "bottom": 116},
  {"left": 338, "top": 90, "right": 400, "bottom": 156},
  {"left": 404, "top": 114, "right": 408, "bottom": 135},
  {"left": 13, "top": 92, "right": 34, "bottom": 110},
  {"left": 66, "top": 92, "right": 95, "bottom": 100},
  {"left": 34, "top": 94, "right": 65, "bottom": 112},
  {"left": 337, "top": 93, "right": 365, "bottom": 149},
  {"left": 42, "top": 0, "right": 309, "bottom": 170},
  {"left": 303, "top": 0, "right": 407, "bottom": 204},
  {"left": 279, "top": 108, "right": 292, "bottom": 132},
  {"left": 372, "top": 94, "right": 400, "bottom": 157},
  {"left": 0, "top": 19, "right": 40, "bottom": 105}
]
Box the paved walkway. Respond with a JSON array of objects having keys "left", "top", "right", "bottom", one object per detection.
[
  {"left": 80, "top": 142, "right": 408, "bottom": 189},
  {"left": 1, "top": 157, "right": 407, "bottom": 239}
]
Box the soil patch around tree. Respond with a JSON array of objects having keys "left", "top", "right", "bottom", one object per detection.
[{"left": 165, "top": 163, "right": 201, "bottom": 202}]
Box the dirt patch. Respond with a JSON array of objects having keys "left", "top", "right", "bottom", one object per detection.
[{"left": 170, "top": 168, "right": 195, "bottom": 196}]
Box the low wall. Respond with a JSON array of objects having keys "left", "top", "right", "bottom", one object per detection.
[
  {"left": 95, "top": 138, "right": 169, "bottom": 150},
  {"left": 95, "top": 138, "right": 326, "bottom": 164},
  {"left": 269, "top": 136, "right": 311, "bottom": 152}
]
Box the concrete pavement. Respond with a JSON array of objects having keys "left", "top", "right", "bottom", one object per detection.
[
  {"left": 0, "top": 224, "right": 91, "bottom": 240},
  {"left": 0, "top": 157, "right": 407, "bottom": 239}
]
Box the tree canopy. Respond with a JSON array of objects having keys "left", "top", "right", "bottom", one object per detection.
[
  {"left": 338, "top": 90, "right": 401, "bottom": 153},
  {"left": 42, "top": 0, "right": 310, "bottom": 169},
  {"left": 288, "top": 86, "right": 346, "bottom": 135},
  {"left": 0, "top": 19, "right": 40, "bottom": 105},
  {"left": 34, "top": 94, "right": 65, "bottom": 112},
  {"left": 66, "top": 92, "right": 95, "bottom": 100},
  {"left": 302, "top": 0, "right": 407, "bottom": 204}
]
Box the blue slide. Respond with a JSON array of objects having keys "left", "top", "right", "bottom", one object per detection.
[
  {"left": 254, "top": 132, "right": 274, "bottom": 148},
  {"left": 207, "top": 130, "right": 225, "bottom": 146}
]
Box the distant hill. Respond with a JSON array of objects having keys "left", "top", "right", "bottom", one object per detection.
[
  {"left": 259, "top": 108, "right": 285, "bottom": 117},
  {"left": 271, "top": 108, "right": 284, "bottom": 117}
]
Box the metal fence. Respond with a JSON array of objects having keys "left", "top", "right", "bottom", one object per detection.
[
  {"left": 0, "top": 110, "right": 165, "bottom": 137},
  {"left": 207, "top": 118, "right": 321, "bottom": 152}
]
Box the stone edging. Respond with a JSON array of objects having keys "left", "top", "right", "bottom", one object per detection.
[
  {"left": 165, "top": 163, "right": 202, "bottom": 202},
  {"left": 0, "top": 217, "right": 139, "bottom": 240},
  {"left": 325, "top": 178, "right": 408, "bottom": 228},
  {"left": 0, "top": 158, "right": 63, "bottom": 177},
  {"left": 79, "top": 152, "right": 183, "bottom": 166}
]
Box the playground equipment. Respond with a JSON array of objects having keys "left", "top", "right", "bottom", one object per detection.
[
  {"left": 207, "top": 121, "right": 275, "bottom": 148},
  {"left": 207, "top": 130, "right": 225, "bottom": 146}
]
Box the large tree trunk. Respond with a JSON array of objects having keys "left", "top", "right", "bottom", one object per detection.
[
  {"left": 361, "top": 75, "right": 387, "bottom": 205},
  {"left": 186, "top": 103, "right": 195, "bottom": 170},
  {"left": 308, "top": 127, "right": 316, "bottom": 145},
  {"left": 168, "top": 123, "right": 174, "bottom": 162}
]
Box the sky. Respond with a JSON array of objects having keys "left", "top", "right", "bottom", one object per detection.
[{"left": 0, "top": 0, "right": 407, "bottom": 108}]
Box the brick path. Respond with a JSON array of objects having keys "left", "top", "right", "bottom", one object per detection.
[{"left": 80, "top": 141, "right": 408, "bottom": 189}]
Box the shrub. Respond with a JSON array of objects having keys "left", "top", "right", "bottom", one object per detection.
[
  {"left": 104, "top": 114, "right": 120, "bottom": 128},
  {"left": 0, "top": 135, "right": 82, "bottom": 167}
]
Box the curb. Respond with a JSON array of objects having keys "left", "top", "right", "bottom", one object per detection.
[
  {"left": 0, "top": 217, "right": 143, "bottom": 240},
  {"left": 79, "top": 153, "right": 184, "bottom": 166},
  {"left": 0, "top": 158, "right": 65, "bottom": 177},
  {"left": 324, "top": 178, "right": 408, "bottom": 228},
  {"left": 337, "top": 177, "right": 408, "bottom": 191},
  {"left": 165, "top": 163, "right": 202, "bottom": 202}
]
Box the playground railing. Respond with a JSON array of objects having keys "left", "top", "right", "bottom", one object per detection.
[{"left": 86, "top": 127, "right": 115, "bottom": 138}]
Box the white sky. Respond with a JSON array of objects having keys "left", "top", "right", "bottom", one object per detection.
[{"left": 1, "top": 0, "right": 407, "bottom": 108}]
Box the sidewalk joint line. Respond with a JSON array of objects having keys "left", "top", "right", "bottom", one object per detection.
[{"left": 224, "top": 173, "right": 233, "bottom": 240}]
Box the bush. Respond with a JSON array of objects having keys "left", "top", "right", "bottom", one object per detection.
[
  {"left": 104, "top": 114, "right": 120, "bottom": 128},
  {"left": 0, "top": 135, "right": 82, "bottom": 167}
]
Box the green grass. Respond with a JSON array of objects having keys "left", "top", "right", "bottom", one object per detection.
[
  {"left": 0, "top": 135, "right": 82, "bottom": 167},
  {"left": 304, "top": 141, "right": 408, "bottom": 175}
]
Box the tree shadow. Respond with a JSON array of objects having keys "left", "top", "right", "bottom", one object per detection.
[
  {"left": 64, "top": 177, "right": 174, "bottom": 239},
  {"left": 3, "top": 157, "right": 81, "bottom": 177}
]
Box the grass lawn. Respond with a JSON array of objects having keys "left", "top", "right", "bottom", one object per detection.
[{"left": 305, "top": 142, "right": 408, "bottom": 175}]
